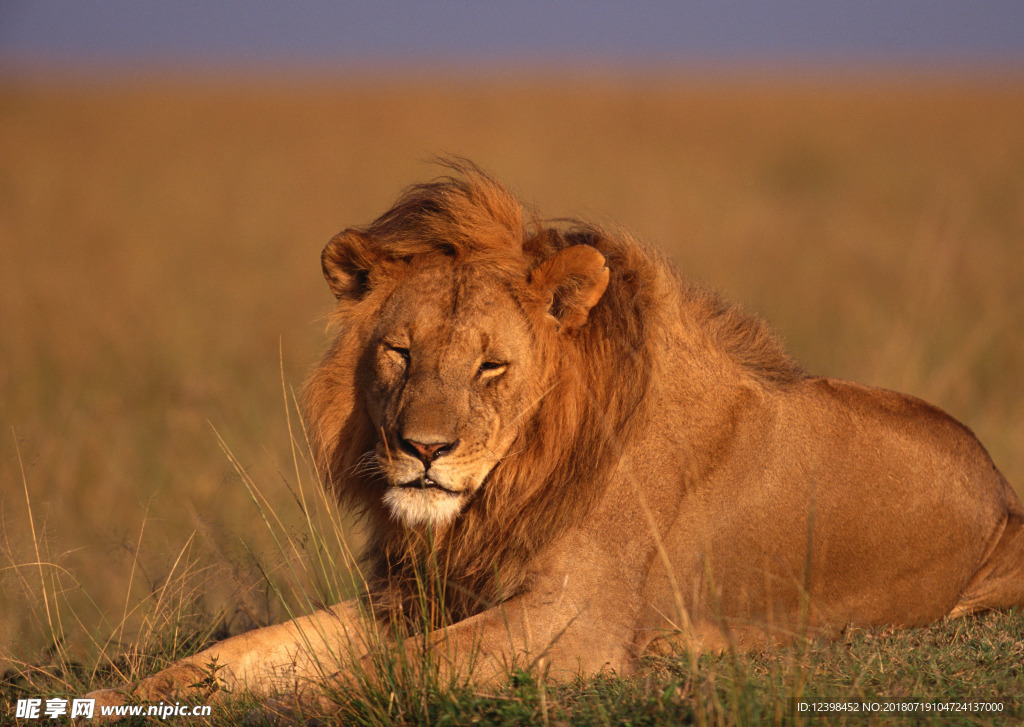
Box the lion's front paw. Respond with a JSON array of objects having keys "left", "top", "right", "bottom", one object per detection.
[
  {"left": 113, "top": 662, "right": 214, "bottom": 703},
  {"left": 84, "top": 686, "right": 126, "bottom": 706},
  {"left": 84, "top": 662, "right": 223, "bottom": 722},
  {"left": 80, "top": 687, "right": 129, "bottom": 723}
]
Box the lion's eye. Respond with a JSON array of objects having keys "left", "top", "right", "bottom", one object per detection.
[
  {"left": 478, "top": 361, "right": 508, "bottom": 378},
  {"left": 386, "top": 345, "right": 410, "bottom": 364}
]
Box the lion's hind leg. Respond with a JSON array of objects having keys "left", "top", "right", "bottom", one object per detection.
[{"left": 949, "top": 499, "right": 1024, "bottom": 618}]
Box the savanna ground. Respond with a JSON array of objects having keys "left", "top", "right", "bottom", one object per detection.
[{"left": 1, "top": 72, "right": 1022, "bottom": 724}]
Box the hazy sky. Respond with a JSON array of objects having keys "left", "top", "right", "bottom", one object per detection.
[{"left": 3, "top": 1, "right": 1024, "bottom": 74}]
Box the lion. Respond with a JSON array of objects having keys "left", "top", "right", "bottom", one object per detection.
[{"left": 89, "top": 162, "right": 1024, "bottom": 715}]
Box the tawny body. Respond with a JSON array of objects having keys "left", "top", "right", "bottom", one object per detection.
[{"left": 88, "top": 163, "right": 1024, "bottom": 715}]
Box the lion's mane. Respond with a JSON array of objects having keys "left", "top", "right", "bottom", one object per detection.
[{"left": 303, "top": 163, "right": 801, "bottom": 627}]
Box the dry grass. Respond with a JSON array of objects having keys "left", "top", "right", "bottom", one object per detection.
[{"left": 1, "top": 73, "right": 1022, "bottom": 685}]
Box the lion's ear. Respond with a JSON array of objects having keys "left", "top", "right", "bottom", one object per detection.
[
  {"left": 528, "top": 244, "right": 610, "bottom": 329},
  {"left": 321, "top": 229, "right": 379, "bottom": 301}
]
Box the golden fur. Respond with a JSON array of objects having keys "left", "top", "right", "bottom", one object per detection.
[
  {"left": 90, "top": 162, "right": 1024, "bottom": 716},
  {"left": 304, "top": 164, "right": 805, "bottom": 627},
  {"left": 307, "top": 175, "right": 655, "bottom": 624}
]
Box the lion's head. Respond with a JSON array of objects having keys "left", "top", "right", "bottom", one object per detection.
[{"left": 304, "top": 163, "right": 655, "bottom": 620}]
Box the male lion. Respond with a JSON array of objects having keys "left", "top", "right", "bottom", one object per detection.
[{"left": 91, "top": 163, "right": 1024, "bottom": 714}]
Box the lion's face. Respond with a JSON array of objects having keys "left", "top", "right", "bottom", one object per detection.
[
  {"left": 316, "top": 217, "right": 610, "bottom": 530},
  {"left": 363, "top": 261, "right": 541, "bottom": 527}
]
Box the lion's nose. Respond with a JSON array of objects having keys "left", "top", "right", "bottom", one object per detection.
[{"left": 402, "top": 438, "right": 458, "bottom": 465}]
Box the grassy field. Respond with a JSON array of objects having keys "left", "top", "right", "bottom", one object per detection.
[{"left": 1, "top": 72, "right": 1023, "bottom": 723}]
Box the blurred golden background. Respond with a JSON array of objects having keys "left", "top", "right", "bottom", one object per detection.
[{"left": 1, "top": 74, "right": 1022, "bottom": 663}]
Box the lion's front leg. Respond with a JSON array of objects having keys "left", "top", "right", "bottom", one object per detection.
[
  {"left": 350, "top": 576, "right": 634, "bottom": 695},
  {"left": 87, "top": 598, "right": 375, "bottom": 713}
]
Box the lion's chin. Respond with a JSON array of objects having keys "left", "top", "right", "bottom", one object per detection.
[{"left": 382, "top": 485, "right": 464, "bottom": 527}]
